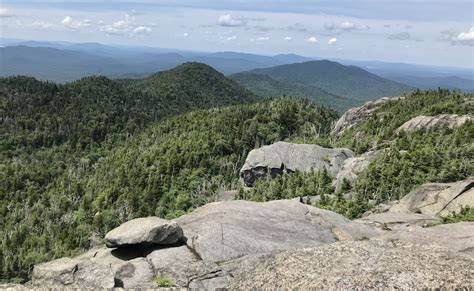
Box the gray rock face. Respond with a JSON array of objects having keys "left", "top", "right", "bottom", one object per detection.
[
  {"left": 333, "top": 150, "right": 381, "bottom": 191},
  {"left": 389, "top": 178, "right": 474, "bottom": 217},
  {"left": 383, "top": 222, "right": 474, "bottom": 257},
  {"left": 175, "top": 199, "right": 377, "bottom": 263},
  {"left": 396, "top": 114, "right": 472, "bottom": 133},
  {"left": 332, "top": 96, "right": 403, "bottom": 136},
  {"left": 356, "top": 212, "right": 441, "bottom": 230},
  {"left": 240, "top": 141, "right": 354, "bottom": 187},
  {"left": 31, "top": 257, "right": 115, "bottom": 288},
  {"left": 105, "top": 217, "right": 184, "bottom": 248},
  {"left": 147, "top": 245, "right": 200, "bottom": 287},
  {"left": 229, "top": 238, "right": 474, "bottom": 289}
]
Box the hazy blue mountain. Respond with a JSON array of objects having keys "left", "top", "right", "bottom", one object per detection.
[
  {"left": 273, "top": 54, "right": 313, "bottom": 64},
  {"left": 230, "top": 72, "right": 359, "bottom": 112},
  {"left": 386, "top": 75, "right": 474, "bottom": 92},
  {"left": 2, "top": 40, "right": 471, "bottom": 88},
  {"left": 248, "top": 60, "right": 414, "bottom": 101},
  {"left": 0, "top": 45, "right": 128, "bottom": 81}
]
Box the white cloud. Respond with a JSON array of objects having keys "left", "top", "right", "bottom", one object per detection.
[
  {"left": 256, "top": 36, "right": 270, "bottom": 41},
  {"left": 307, "top": 36, "right": 318, "bottom": 43},
  {"left": 61, "top": 16, "right": 91, "bottom": 29},
  {"left": 441, "top": 27, "right": 474, "bottom": 46},
  {"left": 0, "top": 8, "right": 15, "bottom": 18},
  {"left": 218, "top": 14, "right": 246, "bottom": 27},
  {"left": 324, "top": 21, "right": 369, "bottom": 32},
  {"left": 100, "top": 14, "right": 151, "bottom": 36},
  {"left": 328, "top": 37, "right": 337, "bottom": 45},
  {"left": 30, "top": 21, "right": 53, "bottom": 29},
  {"left": 226, "top": 35, "right": 237, "bottom": 41},
  {"left": 134, "top": 26, "right": 151, "bottom": 34},
  {"left": 455, "top": 27, "right": 474, "bottom": 43},
  {"left": 284, "top": 36, "right": 292, "bottom": 41},
  {"left": 182, "top": 32, "right": 189, "bottom": 37}
]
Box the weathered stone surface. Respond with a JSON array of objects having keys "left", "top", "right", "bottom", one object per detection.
[
  {"left": 175, "top": 199, "right": 377, "bottom": 263},
  {"left": 240, "top": 141, "right": 354, "bottom": 187},
  {"left": 382, "top": 222, "right": 474, "bottom": 257},
  {"left": 356, "top": 212, "right": 440, "bottom": 230},
  {"left": 31, "top": 257, "right": 115, "bottom": 288},
  {"left": 105, "top": 217, "right": 184, "bottom": 248},
  {"left": 81, "top": 247, "right": 157, "bottom": 288},
  {"left": 113, "top": 257, "right": 154, "bottom": 288},
  {"left": 333, "top": 150, "right": 381, "bottom": 191},
  {"left": 332, "top": 96, "right": 403, "bottom": 135},
  {"left": 147, "top": 245, "right": 200, "bottom": 287},
  {"left": 396, "top": 114, "right": 472, "bottom": 133},
  {"left": 229, "top": 239, "right": 474, "bottom": 289},
  {"left": 215, "top": 190, "right": 237, "bottom": 202},
  {"left": 389, "top": 178, "right": 474, "bottom": 217}
]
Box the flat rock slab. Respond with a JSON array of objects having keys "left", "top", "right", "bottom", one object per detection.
[
  {"left": 175, "top": 199, "right": 377, "bottom": 263},
  {"left": 357, "top": 212, "right": 440, "bottom": 230},
  {"left": 389, "top": 178, "right": 474, "bottom": 217},
  {"left": 105, "top": 217, "right": 184, "bottom": 248},
  {"left": 382, "top": 222, "right": 474, "bottom": 257},
  {"left": 32, "top": 257, "right": 115, "bottom": 288},
  {"left": 229, "top": 239, "right": 474, "bottom": 289}
]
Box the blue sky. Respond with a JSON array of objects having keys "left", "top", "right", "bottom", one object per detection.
[{"left": 1, "top": 0, "right": 473, "bottom": 68}]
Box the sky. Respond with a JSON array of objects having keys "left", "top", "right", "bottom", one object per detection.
[{"left": 1, "top": 0, "right": 473, "bottom": 68}]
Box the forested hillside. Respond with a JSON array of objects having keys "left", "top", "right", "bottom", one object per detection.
[
  {"left": 244, "top": 89, "right": 473, "bottom": 218},
  {"left": 230, "top": 72, "right": 359, "bottom": 112},
  {"left": 0, "top": 63, "right": 260, "bottom": 282},
  {"left": 0, "top": 64, "right": 337, "bottom": 282},
  {"left": 249, "top": 60, "right": 414, "bottom": 101}
]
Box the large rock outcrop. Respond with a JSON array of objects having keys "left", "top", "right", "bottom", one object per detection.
[
  {"left": 396, "top": 114, "right": 472, "bottom": 133},
  {"left": 240, "top": 141, "right": 354, "bottom": 187},
  {"left": 30, "top": 199, "right": 377, "bottom": 289},
  {"left": 175, "top": 199, "right": 377, "bottom": 263},
  {"left": 332, "top": 96, "right": 403, "bottom": 135},
  {"left": 105, "top": 217, "right": 184, "bottom": 248},
  {"left": 389, "top": 178, "right": 473, "bottom": 216}
]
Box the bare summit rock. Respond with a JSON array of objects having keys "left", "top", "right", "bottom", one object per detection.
[
  {"left": 240, "top": 141, "right": 354, "bottom": 187},
  {"left": 105, "top": 217, "right": 184, "bottom": 248},
  {"left": 389, "top": 178, "right": 474, "bottom": 217},
  {"left": 229, "top": 238, "right": 474, "bottom": 289},
  {"left": 382, "top": 222, "right": 474, "bottom": 257},
  {"left": 356, "top": 212, "right": 441, "bottom": 230},
  {"left": 396, "top": 114, "right": 472, "bottom": 133},
  {"left": 332, "top": 96, "right": 403, "bottom": 136},
  {"left": 175, "top": 199, "right": 377, "bottom": 263},
  {"left": 31, "top": 257, "right": 115, "bottom": 288}
]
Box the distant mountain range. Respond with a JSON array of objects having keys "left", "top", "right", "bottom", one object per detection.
[
  {"left": 246, "top": 60, "right": 414, "bottom": 101},
  {"left": 1, "top": 39, "right": 473, "bottom": 93},
  {"left": 230, "top": 72, "right": 359, "bottom": 112}
]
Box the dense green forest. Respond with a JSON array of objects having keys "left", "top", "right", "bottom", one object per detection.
[
  {"left": 0, "top": 71, "right": 336, "bottom": 282},
  {"left": 230, "top": 72, "right": 359, "bottom": 112}
]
